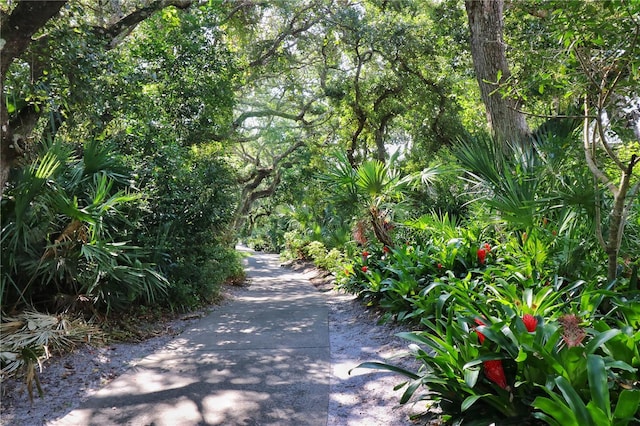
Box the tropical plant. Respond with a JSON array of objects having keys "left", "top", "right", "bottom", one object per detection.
[
  {"left": 355, "top": 285, "right": 640, "bottom": 424},
  {"left": 319, "top": 151, "right": 436, "bottom": 248},
  {"left": 1, "top": 139, "right": 168, "bottom": 314},
  {"left": 455, "top": 135, "right": 543, "bottom": 229}
]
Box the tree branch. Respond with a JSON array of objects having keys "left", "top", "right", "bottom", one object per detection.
[
  {"left": 233, "top": 108, "right": 310, "bottom": 129},
  {"left": 583, "top": 99, "right": 617, "bottom": 194},
  {"left": 97, "top": 0, "right": 196, "bottom": 43},
  {"left": 0, "top": 0, "right": 67, "bottom": 78},
  {"left": 248, "top": 3, "right": 318, "bottom": 68}
]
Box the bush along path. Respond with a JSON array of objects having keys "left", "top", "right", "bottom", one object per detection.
[{"left": 336, "top": 242, "right": 640, "bottom": 425}]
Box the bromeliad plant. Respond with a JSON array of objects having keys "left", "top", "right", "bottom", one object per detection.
[
  {"left": 338, "top": 214, "right": 497, "bottom": 320},
  {"left": 354, "top": 275, "right": 640, "bottom": 424}
]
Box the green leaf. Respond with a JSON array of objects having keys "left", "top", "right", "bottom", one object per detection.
[
  {"left": 555, "top": 376, "right": 595, "bottom": 426},
  {"left": 585, "top": 402, "right": 608, "bottom": 425},
  {"left": 515, "top": 346, "right": 528, "bottom": 362},
  {"left": 464, "top": 367, "right": 479, "bottom": 388},
  {"left": 400, "top": 379, "right": 423, "bottom": 404},
  {"left": 585, "top": 329, "right": 621, "bottom": 354},
  {"left": 586, "top": 354, "right": 610, "bottom": 418},
  {"left": 532, "top": 396, "right": 577, "bottom": 424},
  {"left": 461, "top": 394, "right": 487, "bottom": 412},
  {"left": 613, "top": 390, "right": 640, "bottom": 421},
  {"left": 351, "top": 361, "right": 420, "bottom": 380},
  {"left": 532, "top": 411, "right": 562, "bottom": 426},
  {"left": 396, "top": 331, "right": 432, "bottom": 346},
  {"left": 476, "top": 324, "right": 519, "bottom": 358}
]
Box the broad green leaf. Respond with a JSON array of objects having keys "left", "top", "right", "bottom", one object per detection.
[
  {"left": 613, "top": 390, "right": 640, "bottom": 421},
  {"left": 555, "top": 376, "right": 595, "bottom": 426},
  {"left": 586, "top": 354, "right": 610, "bottom": 418},
  {"left": 585, "top": 403, "right": 608, "bottom": 425},
  {"left": 461, "top": 394, "right": 487, "bottom": 412},
  {"left": 585, "top": 329, "right": 621, "bottom": 354},
  {"left": 464, "top": 367, "right": 479, "bottom": 388},
  {"left": 532, "top": 396, "right": 577, "bottom": 424}
]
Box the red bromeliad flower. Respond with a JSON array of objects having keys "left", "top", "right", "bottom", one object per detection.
[
  {"left": 474, "top": 318, "right": 486, "bottom": 344},
  {"left": 477, "top": 248, "right": 487, "bottom": 265},
  {"left": 484, "top": 243, "right": 491, "bottom": 252},
  {"left": 362, "top": 250, "right": 370, "bottom": 258},
  {"left": 483, "top": 360, "right": 507, "bottom": 389},
  {"left": 383, "top": 246, "right": 390, "bottom": 253},
  {"left": 361, "top": 266, "right": 368, "bottom": 272},
  {"left": 522, "top": 314, "right": 538, "bottom": 332}
]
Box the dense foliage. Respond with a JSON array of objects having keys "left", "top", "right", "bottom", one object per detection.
[{"left": 1, "top": 0, "right": 639, "bottom": 422}]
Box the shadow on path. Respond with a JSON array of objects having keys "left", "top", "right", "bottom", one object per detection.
[{"left": 50, "top": 248, "right": 330, "bottom": 426}]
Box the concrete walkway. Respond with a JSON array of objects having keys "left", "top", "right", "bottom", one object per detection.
[{"left": 51, "top": 249, "right": 330, "bottom": 426}]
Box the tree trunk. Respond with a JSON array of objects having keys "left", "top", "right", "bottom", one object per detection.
[
  {"left": 606, "top": 155, "right": 639, "bottom": 282},
  {"left": 0, "top": 1, "right": 68, "bottom": 197},
  {"left": 465, "top": 0, "right": 530, "bottom": 145},
  {"left": 369, "top": 207, "right": 393, "bottom": 248}
]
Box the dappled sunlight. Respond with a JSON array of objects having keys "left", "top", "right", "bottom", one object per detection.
[
  {"left": 149, "top": 399, "right": 204, "bottom": 425},
  {"left": 51, "top": 349, "right": 330, "bottom": 426},
  {"left": 103, "top": 366, "right": 199, "bottom": 395},
  {"left": 325, "top": 290, "right": 424, "bottom": 425},
  {"left": 50, "top": 250, "right": 330, "bottom": 426},
  {"left": 201, "top": 390, "right": 268, "bottom": 424}
]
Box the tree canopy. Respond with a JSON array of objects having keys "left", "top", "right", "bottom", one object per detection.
[{"left": 1, "top": 0, "right": 638, "bottom": 309}]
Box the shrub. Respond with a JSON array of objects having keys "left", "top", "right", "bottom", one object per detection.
[
  {"left": 125, "top": 143, "right": 242, "bottom": 310},
  {"left": 1, "top": 140, "right": 168, "bottom": 314}
]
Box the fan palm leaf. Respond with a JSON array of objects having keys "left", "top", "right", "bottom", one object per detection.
[{"left": 455, "top": 135, "right": 540, "bottom": 227}]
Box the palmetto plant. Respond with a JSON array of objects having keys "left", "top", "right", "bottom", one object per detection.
[
  {"left": 455, "top": 135, "right": 541, "bottom": 228},
  {"left": 320, "top": 152, "right": 436, "bottom": 247},
  {"left": 1, "top": 139, "right": 168, "bottom": 314}
]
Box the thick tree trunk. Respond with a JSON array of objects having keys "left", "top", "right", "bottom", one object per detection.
[{"left": 465, "top": 0, "right": 530, "bottom": 145}]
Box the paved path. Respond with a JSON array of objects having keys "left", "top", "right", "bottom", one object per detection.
[{"left": 51, "top": 249, "right": 330, "bottom": 426}]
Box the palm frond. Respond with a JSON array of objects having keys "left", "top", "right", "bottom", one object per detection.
[
  {"left": 455, "top": 136, "right": 540, "bottom": 227},
  {"left": 0, "top": 311, "right": 100, "bottom": 401}
]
